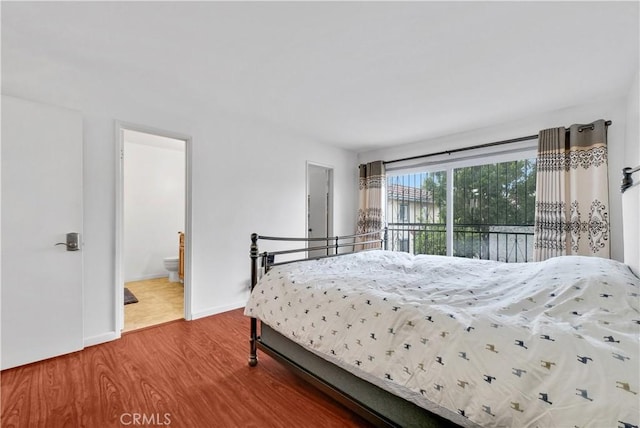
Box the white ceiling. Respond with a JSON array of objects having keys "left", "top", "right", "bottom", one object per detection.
[{"left": 2, "top": 2, "right": 638, "bottom": 152}]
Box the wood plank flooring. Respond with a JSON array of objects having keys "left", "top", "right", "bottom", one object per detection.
[
  {"left": 1, "top": 309, "right": 373, "bottom": 427},
  {"left": 124, "top": 277, "right": 184, "bottom": 332}
]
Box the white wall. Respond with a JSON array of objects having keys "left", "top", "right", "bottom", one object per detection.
[
  {"left": 188, "top": 121, "right": 358, "bottom": 319},
  {"left": 3, "top": 86, "right": 358, "bottom": 347},
  {"left": 359, "top": 95, "right": 630, "bottom": 262},
  {"left": 625, "top": 72, "right": 640, "bottom": 168},
  {"left": 124, "top": 139, "right": 185, "bottom": 282}
]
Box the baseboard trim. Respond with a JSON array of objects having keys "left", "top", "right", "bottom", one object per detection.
[
  {"left": 84, "top": 331, "right": 120, "bottom": 348},
  {"left": 191, "top": 301, "right": 246, "bottom": 320}
]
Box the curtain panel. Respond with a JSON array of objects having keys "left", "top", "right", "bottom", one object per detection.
[
  {"left": 533, "top": 119, "right": 610, "bottom": 261},
  {"left": 356, "top": 161, "right": 385, "bottom": 249}
]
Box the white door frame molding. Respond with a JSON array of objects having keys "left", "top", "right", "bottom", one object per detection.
[{"left": 115, "top": 121, "right": 193, "bottom": 334}]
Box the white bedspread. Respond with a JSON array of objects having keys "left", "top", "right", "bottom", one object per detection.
[{"left": 245, "top": 251, "right": 640, "bottom": 428}]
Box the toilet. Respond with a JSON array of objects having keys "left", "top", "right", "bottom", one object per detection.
[{"left": 163, "top": 257, "right": 180, "bottom": 282}]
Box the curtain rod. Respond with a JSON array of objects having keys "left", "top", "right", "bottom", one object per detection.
[{"left": 383, "top": 120, "right": 612, "bottom": 166}]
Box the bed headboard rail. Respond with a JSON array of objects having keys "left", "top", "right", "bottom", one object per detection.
[
  {"left": 264, "top": 239, "right": 382, "bottom": 259},
  {"left": 250, "top": 229, "right": 388, "bottom": 291},
  {"left": 621, "top": 165, "right": 640, "bottom": 193},
  {"left": 621, "top": 165, "right": 640, "bottom": 276}
]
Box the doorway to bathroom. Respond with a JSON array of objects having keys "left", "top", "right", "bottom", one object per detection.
[{"left": 116, "top": 123, "right": 192, "bottom": 333}]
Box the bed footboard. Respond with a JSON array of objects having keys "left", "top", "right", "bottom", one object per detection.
[
  {"left": 249, "top": 233, "right": 259, "bottom": 367},
  {"left": 248, "top": 229, "right": 387, "bottom": 367}
]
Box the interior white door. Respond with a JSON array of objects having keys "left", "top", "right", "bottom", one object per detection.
[
  {"left": 1, "top": 95, "right": 84, "bottom": 370},
  {"left": 307, "top": 164, "right": 332, "bottom": 258}
]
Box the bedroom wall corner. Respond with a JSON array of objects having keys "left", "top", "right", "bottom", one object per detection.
[{"left": 187, "top": 118, "right": 359, "bottom": 321}]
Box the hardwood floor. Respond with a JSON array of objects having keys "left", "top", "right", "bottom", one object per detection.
[
  {"left": 124, "top": 277, "right": 184, "bottom": 332},
  {"left": 1, "top": 309, "right": 373, "bottom": 428}
]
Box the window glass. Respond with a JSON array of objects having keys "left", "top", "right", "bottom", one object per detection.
[
  {"left": 387, "top": 171, "right": 446, "bottom": 256},
  {"left": 386, "top": 158, "right": 536, "bottom": 262},
  {"left": 453, "top": 159, "right": 536, "bottom": 262}
]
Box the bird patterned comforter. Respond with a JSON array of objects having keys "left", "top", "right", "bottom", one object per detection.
[{"left": 244, "top": 251, "right": 639, "bottom": 428}]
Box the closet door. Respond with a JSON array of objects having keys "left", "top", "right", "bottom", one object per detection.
[{"left": 307, "top": 163, "right": 333, "bottom": 258}]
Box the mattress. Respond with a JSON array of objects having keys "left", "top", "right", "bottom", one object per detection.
[{"left": 245, "top": 251, "right": 640, "bottom": 427}]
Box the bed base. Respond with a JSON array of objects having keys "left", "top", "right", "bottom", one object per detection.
[
  {"left": 247, "top": 230, "right": 462, "bottom": 428},
  {"left": 256, "top": 324, "right": 458, "bottom": 428},
  {"left": 256, "top": 327, "right": 396, "bottom": 427}
]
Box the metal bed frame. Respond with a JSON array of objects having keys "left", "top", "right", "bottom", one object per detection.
[
  {"left": 247, "top": 229, "right": 461, "bottom": 428},
  {"left": 249, "top": 229, "right": 387, "bottom": 368},
  {"left": 621, "top": 164, "right": 640, "bottom": 193},
  {"left": 244, "top": 164, "right": 640, "bottom": 426}
]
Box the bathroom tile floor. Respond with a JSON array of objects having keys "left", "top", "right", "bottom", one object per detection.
[{"left": 123, "top": 277, "right": 184, "bottom": 332}]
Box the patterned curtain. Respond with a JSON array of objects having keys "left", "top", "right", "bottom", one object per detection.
[
  {"left": 533, "top": 119, "right": 610, "bottom": 261},
  {"left": 356, "top": 161, "right": 385, "bottom": 249}
]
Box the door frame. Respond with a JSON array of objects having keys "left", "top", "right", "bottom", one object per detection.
[
  {"left": 305, "top": 161, "right": 334, "bottom": 255},
  {"left": 115, "top": 121, "right": 193, "bottom": 334}
]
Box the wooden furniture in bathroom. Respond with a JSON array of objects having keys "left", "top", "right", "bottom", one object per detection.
[{"left": 179, "top": 232, "right": 185, "bottom": 281}]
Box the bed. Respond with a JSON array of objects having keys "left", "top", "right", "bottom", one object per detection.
[{"left": 245, "top": 169, "right": 640, "bottom": 427}]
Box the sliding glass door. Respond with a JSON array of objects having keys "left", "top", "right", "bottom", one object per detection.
[{"left": 386, "top": 157, "right": 536, "bottom": 262}]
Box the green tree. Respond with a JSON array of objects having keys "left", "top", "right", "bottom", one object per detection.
[{"left": 453, "top": 159, "right": 537, "bottom": 226}]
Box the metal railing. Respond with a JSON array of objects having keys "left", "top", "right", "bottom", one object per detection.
[{"left": 387, "top": 223, "right": 534, "bottom": 263}]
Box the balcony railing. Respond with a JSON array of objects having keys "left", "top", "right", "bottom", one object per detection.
[{"left": 387, "top": 222, "right": 534, "bottom": 263}]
